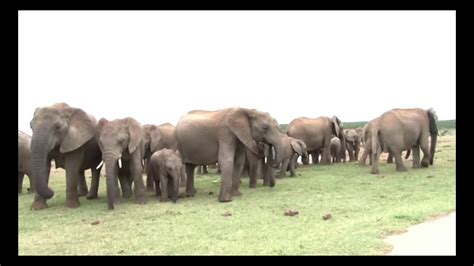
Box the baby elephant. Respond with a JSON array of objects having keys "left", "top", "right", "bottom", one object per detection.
[{"left": 148, "top": 149, "right": 185, "bottom": 203}]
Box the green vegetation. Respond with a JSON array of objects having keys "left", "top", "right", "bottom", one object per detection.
[{"left": 19, "top": 134, "right": 455, "bottom": 255}]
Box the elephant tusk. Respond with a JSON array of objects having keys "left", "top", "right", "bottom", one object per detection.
[
  {"left": 96, "top": 160, "right": 104, "bottom": 170},
  {"left": 264, "top": 157, "right": 268, "bottom": 164},
  {"left": 272, "top": 146, "right": 276, "bottom": 160},
  {"left": 141, "top": 159, "right": 144, "bottom": 167},
  {"left": 118, "top": 158, "right": 122, "bottom": 168}
]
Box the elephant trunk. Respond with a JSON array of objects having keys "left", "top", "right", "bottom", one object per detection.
[
  {"left": 267, "top": 140, "right": 283, "bottom": 169},
  {"left": 428, "top": 110, "right": 438, "bottom": 165},
  {"left": 104, "top": 153, "right": 118, "bottom": 210},
  {"left": 31, "top": 130, "right": 54, "bottom": 199},
  {"left": 172, "top": 168, "right": 181, "bottom": 203}
]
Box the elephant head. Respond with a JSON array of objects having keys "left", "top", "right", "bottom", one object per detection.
[
  {"left": 331, "top": 116, "right": 343, "bottom": 138},
  {"left": 227, "top": 108, "right": 284, "bottom": 168},
  {"left": 159, "top": 149, "right": 184, "bottom": 203},
  {"left": 290, "top": 138, "right": 308, "bottom": 160},
  {"left": 97, "top": 117, "right": 145, "bottom": 209},
  {"left": 30, "top": 103, "right": 96, "bottom": 199}
]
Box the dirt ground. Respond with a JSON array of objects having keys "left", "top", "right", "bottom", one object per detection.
[{"left": 385, "top": 212, "right": 456, "bottom": 255}]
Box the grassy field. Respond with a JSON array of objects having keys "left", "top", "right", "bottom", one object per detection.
[{"left": 18, "top": 132, "right": 455, "bottom": 255}]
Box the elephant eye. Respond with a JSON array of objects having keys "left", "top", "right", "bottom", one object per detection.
[{"left": 262, "top": 124, "right": 269, "bottom": 131}]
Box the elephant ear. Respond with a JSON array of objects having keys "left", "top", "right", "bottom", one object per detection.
[
  {"left": 331, "top": 116, "right": 342, "bottom": 138},
  {"left": 227, "top": 109, "right": 259, "bottom": 155},
  {"left": 150, "top": 126, "right": 162, "bottom": 153},
  {"left": 60, "top": 108, "right": 96, "bottom": 153},
  {"left": 127, "top": 119, "right": 144, "bottom": 154},
  {"left": 291, "top": 139, "right": 305, "bottom": 155}
]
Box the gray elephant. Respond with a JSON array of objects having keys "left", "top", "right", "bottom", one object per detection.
[
  {"left": 29, "top": 103, "right": 102, "bottom": 210},
  {"left": 344, "top": 128, "right": 361, "bottom": 162},
  {"left": 247, "top": 142, "right": 275, "bottom": 188},
  {"left": 176, "top": 107, "right": 284, "bottom": 202},
  {"left": 148, "top": 148, "right": 185, "bottom": 203},
  {"left": 277, "top": 134, "right": 308, "bottom": 177},
  {"left": 359, "top": 117, "right": 411, "bottom": 166},
  {"left": 371, "top": 108, "right": 438, "bottom": 174},
  {"left": 18, "top": 131, "right": 34, "bottom": 194},
  {"left": 330, "top": 136, "right": 343, "bottom": 163},
  {"left": 142, "top": 123, "right": 179, "bottom": 191},
  {"left": 95, "top": 117, "right": 147, "bottom": 209},
  {"left": 287, "top": 116, "right": 343, "bottom": 165}
]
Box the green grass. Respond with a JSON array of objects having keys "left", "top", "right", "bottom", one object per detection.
[{"left": 19, "top": 134, "right": 455, "bottom": 255}]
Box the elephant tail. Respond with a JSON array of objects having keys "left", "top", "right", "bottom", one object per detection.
[
  {"left": 427, "top": 108, "right": 438, "bottom": 165},
  {"left": 371, "top": 127, "right": 383, "bottom": 160}
]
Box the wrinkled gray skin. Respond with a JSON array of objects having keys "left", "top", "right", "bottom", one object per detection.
[
  {"left": 29, "top": 103, "right": 102, "bottom": 210},
  {"left": 95, "top": 117, "right": 147, "bottom": 209},
  {"left": 344, "top": 129, "right": 361, "bottom": 162},
  {"left": 176, "top": 108, "right": 284, "bottom": 202},
  {"left": 287, "top": 116, "right": 343, "bottom": 165},
  {"left": 371, "top": 108, "right": 438, "bottom": 174},
  {"left": 142, "top": 123, "right": 181, "bottom": 191},
  {"left": 148, "top": 148, "right": 185, "bottom": 203},
  {"left": 277, "top": 134, "right": 308, "bottom": 178},
  {"left": 359, "top": 117, "right": 411, "bottom": 166},
  {"left": 18, "top": 131, "right": 34, "bottom": 194}
]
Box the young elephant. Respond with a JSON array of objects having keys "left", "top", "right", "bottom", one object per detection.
[
  {"left": 277, "top": 134, "right": 308, "bottom": 178},
  {"left": 148, "top": 149, "right": 185, "bottom": 203},
  {"left": 18, "top": 131, "right": 34, "bottom": 194},
  {"left": 330, "top": 136, "right": 343, "bottom": 163}
]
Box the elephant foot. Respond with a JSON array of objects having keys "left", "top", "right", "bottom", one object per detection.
[
  {"left": 185, "top": 188, "right": 196, "bottom": 197},
  {"left": 231, "top": 190, "right": 242, "bottom": 197},
  {"left": 86, "top": 193, "right": 98, "bottom": 200},
  {"left": 218, "top": 194, "right": 232, "bottom": 203},
  {"left": 412, "top": 163, "right": 422, "bottom": 169},
  {"left": 370, "top": 169, "right": 379, "bottom": 175},
  {"left": 65, "top": 199, "right": 80, "bottom": 208},
  {"left": 146, "top": 187, "right": 155, "bottom": 192},
  {"left": 78, "top": 189, "right": 88, "bottom": 197},
  {"left": 136, "top": 196, "right": 148, "bottom": 205},
  {"left": 421, "top": 160, "right": 429, "bottom": 167},
  {"left": 249, "top": 183, "right": 256, "bottom": 188},
  {"left": 28, "top": 188, "right": 36, "bottom": 194},
  {"left": 396, "top": 165, "right": 408, "bottom": 172},
  {"left": 122, "top": 191, "right": 132, "bottom": 199},
  {"left": 31, "top": 199, "right": 48, "bottom": 210},
  {"left": 290, "top": 173, "right": 296, "bottom": 177}
]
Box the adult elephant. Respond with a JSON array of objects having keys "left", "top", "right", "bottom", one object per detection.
[
  {"left": 359, "top": 117, "right": 411, "bottom": 166},
  {"left": 29, "top": 103, "right": 102, "bottom": 210},
  {"left": 94, "top": 117, "right": 147, "bottom": 209},
  {"left": 142, "top": 123, "right": 179, "bottom": 191},
  {"left": 287, "top": 116, "right": 343, "bottom": 165},
  {"left": 344, "top": 128, "right": 361, "bottom": 162},
  {"left": 176, "top": 107, "right": 284, "bottom": 202},
  {"left": 18, "top": 131, "right": 34, "bottom": 194},
  {"left": 371, "top": 108, "right": 438, "bottom": 174}
]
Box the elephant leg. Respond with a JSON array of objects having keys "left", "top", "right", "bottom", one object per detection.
[
  {"left": 18, "top": 172, "right": 24, "bottom": 194},
  {"left": 196, "top": 165, "right": 202, "bottom": 175},
  {"left": 146, "top": 161, "right": 154, "bottom": 192},
  {"left": 179, "top": 165, "right": 186, "bottom": 188},
  {"left": 130, "top": 156, "right": 147, "bottom": 204},
  {"left": 412, "top": 146, "right": 422, "bottom": 168},
  {"left": 78, "top": 171, "right": 88, "bottom": 197},
  {"left": 312, "top": 151, "right": 320, "bottom": 164},
  {"left": 231, "top": 144, "right": 245, "bottom": 196},
  {"left": 159, "top": 172, "right": 168, "bottom": 202},
  {"left": 185, "top": 163, "right": 196, "bottom": 197},
  {"left": 419, "top": 137, "right": 431, "bottom": 167},
  {"left": 248, "top": 153, "right": 259, "bottom": 188},
  {"left": 302, "top": 154, "right": 309, "bottom": 165},
  {"left": 64, "top": 151, "right": 83, "bottom": 208},
  {"left": 354, "top": 144, "right": 360, "bottom": 161},
  {"left": 289, "top": 156, "right": 296, "bottom": 177},
  {"left": 27, "top": 174, "right": 36, "bottom": 194},
  {"left": 118, "top": 174, "right": 132, "bottom": 198},
  {"left": 87, "top": 167, "right": 100, "bottom": 199},
  {"left": 393, "top": 150, "right": 407, "bottom": 172},
  {"left": 370, "top": 145, "right": 381, "bottom": 175},
  {"left": 320, "top": 146, "right": 331, "bottom": 165},
  {"left": 262, "top": 161, "right": 275, "bottom": 186},
  {"left": 203, "top": 165, "right": 209, "bottom": 174},
  {"left": 218, "top": 142, "right": 236, "bottom": 202},
  {"left": 387, "top": 152, "right": 394, "bottom": 163},
  {"left": 150, "top": 165, "right": 161, "bottom": 197},
  {"left": 279, "top": 159, "right": 289, "bottom": 178},
  {"left": 359, "top": 149, "right": 368, "bottom": 166}
]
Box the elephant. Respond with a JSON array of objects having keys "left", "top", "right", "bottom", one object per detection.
[
  {"left": 330, "top": 136, "right": 343, "bottom": 163},
  {"left": 356, "top": 127, "right": 364, "bottom": 145},
  {"left": 359, "top": 117, "right": 411, "bottom": 166},
  {"left": 176, "top": 107, "right": 284, "bottom": 202},
  {"left": 287, "top": 116, "right": 344, "bottom": 165},
  {"left": 142, "top": 123, "right": 180, "bottom": 191},
  {"left": 276, "top": 134, "right": 308, "bottom": 178},
  {"left": 344, "top": 128, "right": 361, "bottom": 162},
  {"left": 18, "top": 131, "right": 34, "bottom": 194},
  {"left": 147, "top": 148, "right": 185, "bottom": 203},
  {"left": 95, "top": 117, "right": 147, "bottom": 209},
  {"left": 247, "top": 142, "right": 275, "bottom": 188},
  {"left": 371, "top": 108, "right": 438, "bottom": 174},
  {"left": 29, "top": 103, "right": 102, "bottom": 210}
]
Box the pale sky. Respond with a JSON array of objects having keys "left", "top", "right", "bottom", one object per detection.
[{"left": 18, "top": 11, "right": 455, "bottom": 135}]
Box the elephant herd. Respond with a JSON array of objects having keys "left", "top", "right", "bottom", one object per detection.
[{"left": 18, "top": 103, "right": 438, "bottom": 210}]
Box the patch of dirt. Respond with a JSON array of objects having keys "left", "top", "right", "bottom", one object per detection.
[
  {"left": 284, "top": 210, "right": 299, "bottom": 216},
  {"left": 322, "top": 213, "right": 332, "bottom": 220}
]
